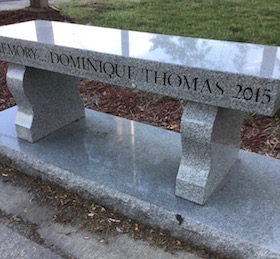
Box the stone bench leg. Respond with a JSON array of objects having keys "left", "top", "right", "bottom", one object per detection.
[
  {"left": 175, "top": 102, "right": 244, "bottom": 205},
  {"left": 7, "top": 63, "right": 85, "bottom": 143}
]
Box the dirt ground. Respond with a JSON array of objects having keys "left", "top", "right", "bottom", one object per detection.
[{"left": 0, "top": 8, "right": 279, "bottom": 259}]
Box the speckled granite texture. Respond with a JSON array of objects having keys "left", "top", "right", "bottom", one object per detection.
[
  {"left": 0, "top": 107, "right": 280, "bottom": 259},
  {"left": 6, "top": 63, "right": 84, "bottom": 142},
  {"left": 176, "top": 102, "right": 244, "bottom": 204}
]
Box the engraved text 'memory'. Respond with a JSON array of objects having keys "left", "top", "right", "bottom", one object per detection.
[{"left": 0, "top": 42, "right": 38, "bottom": 60}]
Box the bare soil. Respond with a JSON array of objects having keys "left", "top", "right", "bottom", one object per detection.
[{"left": 0, "top": 9, "right": 279, "bottom": 259}]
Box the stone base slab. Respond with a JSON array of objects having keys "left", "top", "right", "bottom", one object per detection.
[{"left": 0, "top": 107, "right": 280, "bottom": 258}]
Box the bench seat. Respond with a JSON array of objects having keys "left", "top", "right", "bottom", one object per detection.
[{"left": 0, "top": 20, "right": 279, "bottom": 204}]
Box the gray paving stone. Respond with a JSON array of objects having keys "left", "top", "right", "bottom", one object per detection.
[{"left": 0, "top": 223, "right": 62, "bottom": 259}]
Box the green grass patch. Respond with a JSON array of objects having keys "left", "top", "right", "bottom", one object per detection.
[{"left": 58, "top": 0, "right": 280, "bottom": 45}]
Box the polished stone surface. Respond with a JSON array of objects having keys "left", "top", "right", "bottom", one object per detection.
[
  {"left": 176, "top": 102, "right": 244, "bottom": 204},
  {"left": 0, "top": 20, "right": 280, "bottom": 115},
  {"left": 1, "top": 107, "right": 280, "bottom": 258},
  {"left": 6, "top": 63, "right": 85, "bottom": 142},
  {"left": 0, "top": 107, "right": 181, "bottom": 202}
]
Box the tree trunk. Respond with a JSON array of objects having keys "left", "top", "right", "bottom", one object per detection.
[{"left": 30, "top": 0, "right": 49, "bottom": 8}]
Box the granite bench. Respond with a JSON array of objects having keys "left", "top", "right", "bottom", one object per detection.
[{"left": 0, "top": 20, "right": 280, "bottom": 205}]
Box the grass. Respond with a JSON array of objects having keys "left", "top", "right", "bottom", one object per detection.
[{"left": 58, "top": 0, "right": 280, "bottom": 46}]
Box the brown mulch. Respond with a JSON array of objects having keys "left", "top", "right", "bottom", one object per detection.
[{"left": 0, "top": 8, "right": 279, "bottom": 259}]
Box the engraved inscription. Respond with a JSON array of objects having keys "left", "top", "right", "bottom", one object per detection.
[
  {"left": 47, "top": 52, "right": 272, "bottom": 105},
  {"left": 232, "top": 85, "right": 271, "bottom": 104},
  {"left": 141, "top": 68, "right": 225, "bottom": 95},
  {"left": 50, "top": 52, "right": 135, "bottom": 80},
  {"left": 0, "top": 42, "right": 38, "bottom": 60},
  {"left": 49, "top": 51, "right": 229, "bottom": 98},
  {"left": 0, "top": 42, "right": 272, "bottom": 105}
]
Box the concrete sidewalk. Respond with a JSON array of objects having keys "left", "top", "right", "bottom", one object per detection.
[{"left": 0, "top": 0, "right": 70, "bottom": 10}]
